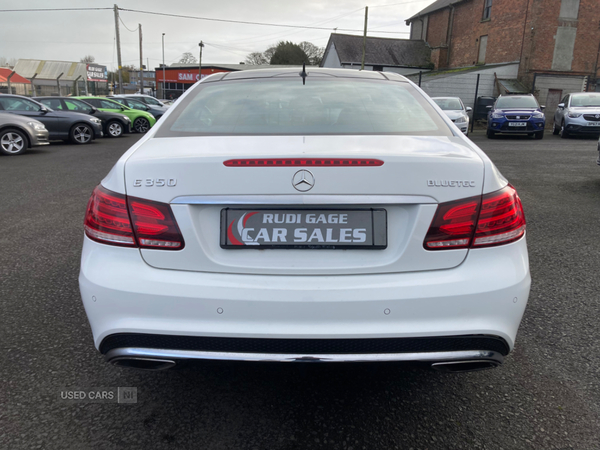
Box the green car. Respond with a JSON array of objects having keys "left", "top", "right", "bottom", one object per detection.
[{"left": 74, "top": 97, "right": 156, "bottom": 133}]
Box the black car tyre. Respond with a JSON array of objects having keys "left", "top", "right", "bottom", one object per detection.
[
  {"left": 560, "top": 121, "right": 570, "bottom": 139},
  {"left": 133, "top": 117, "right": 150, "bottom": 133},
  {"left": 106, "top": 120, "right": 124, "bottom": 138},
  {"left": 552, "top": 122, "right": 560, "bottom": 135},
  {"left": 534, "top": 131, "right": 544, "bottom": 140},
  {"left": 0, "top": 128, "right": 28, "bottom": 155},
  {"left": 486, "top": 129, "right": 496, "bottom": 139},
  {"left": 70, "top": 123, "right": 93, "bottom": 144}
]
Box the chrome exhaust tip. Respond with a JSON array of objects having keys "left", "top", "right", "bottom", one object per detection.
[
  {"left": 431, "top": 359, "right": 500, "bottom": 373},
  {"left": 110, "top": 357, "right": 176, "bottom": 371}
]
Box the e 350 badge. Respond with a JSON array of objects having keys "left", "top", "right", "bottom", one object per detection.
[{"left": 133, "top": 178, "right": 177, "bottom": 187}]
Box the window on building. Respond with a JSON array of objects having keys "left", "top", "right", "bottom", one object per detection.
[
  {"left": 482, "top": 0, "right": 492, "bottom": 20},
  {"left": 478, "top": 35, "right": 488, "bottom": 64}
]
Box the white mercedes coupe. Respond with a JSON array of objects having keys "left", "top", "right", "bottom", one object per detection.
[{"left": 79, "top": 68, "right": 530, "bottom": 372}]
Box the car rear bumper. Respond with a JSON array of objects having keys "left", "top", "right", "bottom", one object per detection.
[{"left": 79, "top": 235, "right": 530, "bottom": 362}]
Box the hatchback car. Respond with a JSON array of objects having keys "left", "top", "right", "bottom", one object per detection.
[
  {"left": 108, "top": 97, "right": 164, "bottom": 121},
  {"left": 34, "top": 97, "right": 132, "bottom": 138},
  {"left": 553, "top": 92, "right": 600, "bottom": 138},
  {"left": 0, "top": 95, "right": 103, "bottom": 144},
  {"left": 432, "top": 97, "right": 471, "bottom": 135},
  {"left": 74, "top": 96, "right": 156, "bottom": 133},
  {"left": 79, "top": 68, "right": 530, "bottom": 372},
  {"left": 487, "top": 94, "right": 545, "bottom": 139},
  {"left": 0, "top": 112, "right": 49, "bottom": 155}
]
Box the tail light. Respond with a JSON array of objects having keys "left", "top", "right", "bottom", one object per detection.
[
  {"left": 424, "top": 185, "right": 525, "bottom": 250},
  {"left": 84, "top": 185, "right": 184, "bottom": 250}
]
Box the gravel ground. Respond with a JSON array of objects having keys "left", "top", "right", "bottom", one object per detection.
[{"left": 1, "top": 131, "right": 599, "bottom": 450}]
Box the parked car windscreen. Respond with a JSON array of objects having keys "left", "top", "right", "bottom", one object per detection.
[
  {"left": 570, "top": 94, "right": 600, "bottom": 107},
  {"left": 433, "top": 98, "right": 463, "bottom": 111},
  {"left": 157, "top": 78, "right": 452, "bottom": 137},
  {"left": 495, "top": 96, "right": 539, "bottom": 109}
]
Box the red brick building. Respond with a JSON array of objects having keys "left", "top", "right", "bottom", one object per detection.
[{"left": 406, "top": 0, "right": 600, "bottom": 108}]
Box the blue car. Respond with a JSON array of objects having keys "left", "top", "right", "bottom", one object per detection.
[{"left": 487, "top": 94, "right": 545, "bottom": 139}]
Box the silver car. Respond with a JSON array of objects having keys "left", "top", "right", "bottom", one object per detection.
[
  {"left": 553, "top": 92, "right": 600, "bottom": 138},
  {"left": 432, "top": 97, "right": 471, "bottom": 135},
  {"left": 0, "top": 112, "right": 49, "bottom": 155}
]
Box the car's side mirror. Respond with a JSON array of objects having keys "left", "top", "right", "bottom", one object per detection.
[
  {"left": 91, "top": 107, "right": 98, "bottom": 113},
  {"left": 121, "top": 106, "right": 126, "bottom": 111},
  {"left": 486, "top": 105, "right": 492, "bottom": 109},
  {"left": 557, "top": 103, "right": 565, "bottom": 109},
  {"left": 466, "top": 107, "right": 473, "bottom": 112},
  {"left": 40, "top": 107, "right": 48, "bottom": 114},
  {"left": 540, "top": 105, "right": 545, "bottom": 110}
]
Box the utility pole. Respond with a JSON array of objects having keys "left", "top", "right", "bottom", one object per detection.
[
  {"left": 162, "top": 33, "right": 166, "bottom": 99},
  {"left": 139, "top": 23, "right": 143, "bottom": 94},
  {"left": 361, "top": 6, "right": 368, "bottom": 70},
  {"left": 199, "top": 41, "right": 204, "bottom": 82},
  {"left": 113, "top": 4, "right": 124, "bottom": 94}
]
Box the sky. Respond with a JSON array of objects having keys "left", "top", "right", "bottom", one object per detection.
[{"left": 0, "top": 0, "right": 434, "bottom": 70}]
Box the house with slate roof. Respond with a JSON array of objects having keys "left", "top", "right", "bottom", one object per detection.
[{"left": 320, "top": 34, "right": 432, "bottom": 75}]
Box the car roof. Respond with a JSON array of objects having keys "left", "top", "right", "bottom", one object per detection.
[{"left": 206, "top": 67, "right": 408, "bottom": 82}]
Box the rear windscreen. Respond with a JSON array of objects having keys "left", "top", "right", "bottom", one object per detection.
[{"left": 156, "top": 78, "right": 453, "bottom": 137}]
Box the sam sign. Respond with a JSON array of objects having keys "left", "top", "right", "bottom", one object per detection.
[{"left": 87, "top": 64, "right": 108, "bottom": 82}]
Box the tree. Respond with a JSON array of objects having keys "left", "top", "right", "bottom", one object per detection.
[
  {"left": 80, "top": 55, "right": 95, "bottom": 64},
  {"left": 298, "top": 42, "right": 325, "bottom": 66},
  {"left": 245, "top": 52, "right": 268, "bottom": 65},
  {"left": 270, "top": 41, "right": 309, "bottom": 65},
  {"left": 0, "top": 56, "right": 17, "bottom": 68},
  {"left": 108, "top": 64, "right": 136, "bottom": 83},
  {"left": 245, "top": 42, "right": 320, "bottom": 66},
  {"left": 179, "top": 52, "right": 198, "bottom": 64}
]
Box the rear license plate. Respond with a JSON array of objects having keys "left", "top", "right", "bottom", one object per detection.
[
  {"left": 221, "top": 209, "right": 387, "bottom": 249},
  {"left": 586, "top": 122, "right": 600, "bottom": 126},
  {"left": 509, "top": 122, "right": 527, "bottom": 127}
]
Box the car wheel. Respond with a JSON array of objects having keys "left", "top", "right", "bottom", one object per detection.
[
  {"left": 560, "top": 121, "right": 570, "bottom": 139},
  {"left": 0, "top": 128, "right": 28, "bottom": 155},
  {"left": 486, "top": 129, "right": 495, "bottom": 139},
  {"left": 70, "top": 123, "right": 93, "bottom": 144},
  {"left": 106, "top": 120, "right": 124, "bottom": 138},
  {"left": 133, "top": 117, "right": 150, "bottom": 133},
  {"left": 534, "top": 131, "right": 544, "bottom": 140},
  {"left": 552, "top": 122, "right": 560, "bottom": 135}
]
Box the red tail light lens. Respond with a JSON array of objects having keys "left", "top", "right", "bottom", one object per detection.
[
  {"left": 128, "top": 197, "right": 184, "bottom": 249},
  {"left": 423, "top": 196, "right": 480, "bottom": 249},
  {"left": 84, "top": 185, "right": 136, "bottom": 247},
  {"left": 224, "top": 158, "right": 384, "bottom": 167},
  {"left": 473, "top": 185, "right": 526, "bottom": 247},
  {"left": 423, "top": 185, "right": 526, "bottom": 250},
  {"left": 84, "top": 185, "right": 184, "bottom": 250}
]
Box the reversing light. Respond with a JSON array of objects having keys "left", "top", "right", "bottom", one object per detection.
[{"left": 224, "top": 158, "right": 384, "bottom": 167}]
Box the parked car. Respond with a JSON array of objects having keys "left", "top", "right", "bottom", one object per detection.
[
  {"left": 108, "top": 96, "right": 164, "bottom": 121},
  {"left": 112, "top": 94, "right": 171, "bottom": 108},
  {"left": 74, "top": 96, "right": 156, "bottom": 133},
  {"left": 0, "top": 94, "right": 103, "bottom": 144},
  {"left": 80, "top": 68, "right": 530, "bottom": 372},
  {"left": 0, "top": 112, "right": 49, "bottom": 155},
  {"left": 553, "top": 92, "right": 600, "bottom": 138},
  {"left": 34, "top": 97, "right": 132, "bottom": 138},
  {"left": 487, "top": 94, "right": 545, "bottom": 139},
  {"left": 432, "top": 97, "right": 471, "bottom": 135}
]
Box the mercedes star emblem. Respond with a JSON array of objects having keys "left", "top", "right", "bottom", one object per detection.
[
  {"left": 596, "top": 114, "right": 600, "bottom": 119},
  {"left": 516, "top": 116, "right": 520, "bottom": 119},
  {"left": 292, "top": 170, "right": 315, "bottom": 192}
]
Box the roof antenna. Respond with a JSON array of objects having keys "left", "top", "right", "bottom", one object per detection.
[{"left": 299, "top": 63, "right": 308, "bottom": 85}]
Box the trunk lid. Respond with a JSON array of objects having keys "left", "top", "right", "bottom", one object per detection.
[{"left": 123, "top": 135, "right": 484, "bottom": 275}]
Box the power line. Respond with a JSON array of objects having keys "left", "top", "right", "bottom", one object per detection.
[
  {"left": 119, "top": 16, "right": 139, "bottom": 33},
  {"left": 0, "top": 7, "right": 112, "bottom": 12},
  {"left": 118, "top": 7, "right": 409, "bottom": 34}
]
